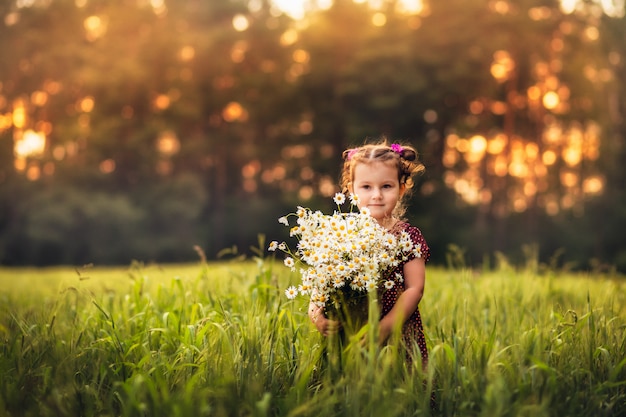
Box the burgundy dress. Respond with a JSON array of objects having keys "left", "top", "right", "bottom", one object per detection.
[{"left": 379, "top": 221, "right": 430, "bottom": 368}]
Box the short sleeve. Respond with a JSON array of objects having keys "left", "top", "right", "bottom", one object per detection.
[{"left": 404, "top": 225, "right": 430, "bottom": 263}]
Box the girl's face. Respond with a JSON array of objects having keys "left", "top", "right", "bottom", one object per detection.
[{"left": 350, "top": 161, "right": 404, "bottom": 226}]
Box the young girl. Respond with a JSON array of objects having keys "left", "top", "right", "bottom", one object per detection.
[{"left": 308, "top": 140, "right": 430, "bottom": 368}]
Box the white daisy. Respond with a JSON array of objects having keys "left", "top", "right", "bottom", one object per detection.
[
  {"left": 284, "top": 286, "right": 298, "bottom": 299},
  {"left": 333, "top": 192, "right": 346, "bottom": 205}
]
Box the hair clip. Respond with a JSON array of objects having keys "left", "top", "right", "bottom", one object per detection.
[
  {"left": 346, "top": 148, "right": 359, "bottom": 160},
  {"left": 390, "top": 143, "right": 403, "bottom": 154}
]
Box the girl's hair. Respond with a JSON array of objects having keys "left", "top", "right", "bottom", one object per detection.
[{"left": 340, "top": 139, "right": 425, "bottom": 219}]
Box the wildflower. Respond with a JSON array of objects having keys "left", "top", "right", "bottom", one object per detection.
[
  {"left": 349, "top": 193, "right": 359, "bottom": 205},
  {"left": 268, "top": 241, "right": 279, "bottom": 251},
  {"left": 284, "top": 257, "right": 295, "bottom": 269},
  {"left": 273, "top": 196, "right": 415, "bottom": 307},
  {"left": 285, "top": 286, "right": 298, "bottom": 299},
  {"left": 278, "top": 216, "right": 289, "bottom": 226},
  {"left": 333, "top": 192, "right": 346, "bottom": 205}
]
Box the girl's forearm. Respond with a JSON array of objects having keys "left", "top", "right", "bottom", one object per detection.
[{"left": 380, "top": 287, "right": 423, "bottom": 334}]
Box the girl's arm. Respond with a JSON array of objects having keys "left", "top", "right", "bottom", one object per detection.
[
  {"left": 378, "top": 257, "right": 426, "bottom": 343},
  {"left": 308, "top": 300, "right": 341, "bottom": 337}
]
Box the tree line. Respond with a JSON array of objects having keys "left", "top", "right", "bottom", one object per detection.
[{"left": 0, "top": 0, "right": 624, "bottom": 271}]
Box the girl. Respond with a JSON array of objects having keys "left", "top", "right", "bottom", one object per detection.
[{"left": 308, "top": 140, "right": 430, "bottom": 368}]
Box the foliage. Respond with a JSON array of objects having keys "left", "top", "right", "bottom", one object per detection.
[
  {"left": 0, "top": 257, "right": 624, "bottom": 417},
  {"left": 0, "top": 0, "right": 625, "bottom": 268}
]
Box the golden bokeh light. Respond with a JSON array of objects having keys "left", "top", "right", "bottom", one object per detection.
[
  {"left": 542, "top": 91, "right": 560, "bottom": 109},
  {"left": 84, "top": 15, "right": 106, "bottom": 41},
  {"left": 31, "top": 91, "right": 48, "bottom": 106},
  {"left": 583, "top": 176, "right": 604, "bottom": 195},
  {"left": 79, "top": 96, "right": 95, "bottom": 113},
  {"left": 26, "top": 164, "right": 40, "bottom": 181},
  {"left": 12, "top": 100, "right": 27, "bottom": 129},
  {"left": 280, "top": 29, "right": 298, "bottom": 46},
  {"left": 292, "top": 49, "right": 310, "bottom": 64},
  {"left": 99, "top": 159, "right": 116, "bottom": 174},
  {"left": 153, "top": 94, "right": 170, "bottom": 111},
  {"left": 490, "top": 50, "right": 515, "bottom": 82},
  {"left": 232, "top": 14, "right": 250, "bottom": 32},
  {"left": 156, "top": 131, "right": 180, "bottom": 156},
  {"left": 372, "top": 13, "right": 387, "bottom": 27},
  {"left": 222, "top": 101, "right": 248, "bottom": 122},
  {"left": 14, "top": 129, "right": 46, "bottom": 158},
  {"left": 231, "top": 41, "right": 247, "bottom": 63},
  {"left": 179, "top": 46, "right": 195, "bottom": 62}
]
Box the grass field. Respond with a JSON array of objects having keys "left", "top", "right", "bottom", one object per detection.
[{"left": 0, "top": 255, "right": 625, "bottom": 417}]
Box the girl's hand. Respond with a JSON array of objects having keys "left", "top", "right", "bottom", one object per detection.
[
  {"left": 309, "top": 302, "right": 341, "bottom": 337},
  {"left": 313, "top": 315, "right": 342, "bottom": 337}
]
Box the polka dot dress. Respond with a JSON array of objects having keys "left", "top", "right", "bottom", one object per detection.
[{"left": 379, "top": 221, "right": 430, "bottom": 368}]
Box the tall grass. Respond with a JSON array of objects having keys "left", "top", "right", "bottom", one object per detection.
[{"left": 0, "top": 255, "right": 624, "bottom": 417}]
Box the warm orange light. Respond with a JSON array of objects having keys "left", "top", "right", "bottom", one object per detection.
[
  {"left": 318, "top": 176, "right": 336, "bottom": 197},
  {"left": 12, "top": 102, "right": 26, "bottom": 129},
  {"left": 179, "top": 46, "right": 195, "bottom": 62},
  {"left": 509, "top": 161, "right": 528, "bottom": 178},
  {"left": 524, "top": 181, "right": 537, "bottom": 197},
  {"left": 469, "top": 135, "right": 487, "bottom": 154},
  {"left": 293, "top": 49, "right": 310, "bottom": 64},
  {"left": 491, "top": 50, "right": 515, "bottom": 82},
  {"left": 583, "top": 176, "right": 604, "bottom": 194},
  {"left": 280, "top": 29, "right": 298, "bottom": 46},
  {"left": 469, "top": 100, "right": 483, "bottom": 114},
  {"left": 298, "top": 120, "right": 313, "bottom": 135},
  {"left": 299, "top": 186, "right": 314, "bottom": 200},
  {"left": 84, "top": 15, "right": 106, "bottom": 40},
  {"left": 0, "top": 113, "right": 12, "bottom": 132},
  {"left": 222, "top": 102, "right": 246, "bottom": 122},
  {"left": 26, "top": 164, "right": 40, "bottom": 181},
  {"left": 242, "top": 160, "right": 261, "bottom": 178},
  {"left": 99, "top": 159, "right": 116, "bottom": 174},
  {"left": 442, "top": 150, "right": 458, "bottom": 168},
  {"left": 584, "top": 26, "right": 599, "bottom": 41},
  {"left": 525, "top": 142, "right": 539, "bottom": 160},
  {"left": 31, "top": 91, "right": 48, "bottom": 106},
  {"left": 542, "top": 150, "right": 557, "bottom": 165},
  {"left": 487, "top": 134, "right": 507, "bottom": 154},
  {"left": 491, "top": 1, "right": 510, "bottom": 14},
  {"left": 156, "top": 131, "right": 180, "bottom": 156},
  {"left": 562, "top": 146, "right": 581, "bottom": 166},
  {"left": 372, "top": 13, "right": 387, "bottom": 26},
  {"left": 154, "top": 94, "right": 170, "bottom": 110},
  {"left": 231, "top": 41, "right": 247, "bottom": 63},
  {"left": 79, "top": 96, "right": 95, "bottom": 113},
  {"left": 490, "top": 101, "right": 507, "bottom": 115},
  {"left": 560, "top": 170, "right": 578, "bottom": 187},
  {"left": 527, "top": 85, "right": 542, "bottom": 101},
  {"left": 542, "top": 91, "right": 560, "bottom": 109},
  {"left": 494, "top": 155, "right": 508, "bottom": 176},
  {"left": 14, "top": 129, "right": 46, "bottom": 158},
  {"left": 232, "top": 14, "right": 249, "bottom": 32}
]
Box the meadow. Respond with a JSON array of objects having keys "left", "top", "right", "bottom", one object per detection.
[{"left": 0, "top": 251, "right": 624, "bottom": 417}]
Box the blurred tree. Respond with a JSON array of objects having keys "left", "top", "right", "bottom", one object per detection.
[{"left": 0, "top": 0, "right": 624, "bottom": 269}]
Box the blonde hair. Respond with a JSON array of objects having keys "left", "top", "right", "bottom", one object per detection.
[{"left": 340, "top": 139, "right": 425, "bottom": 218}]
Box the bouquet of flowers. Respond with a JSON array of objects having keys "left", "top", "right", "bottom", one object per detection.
[{"left": 269, "top": 192, "right": 421, "bottom": 326}]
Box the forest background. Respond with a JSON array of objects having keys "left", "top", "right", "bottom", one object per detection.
[{"left": 0, "top": 0, "right": 625, "bottom": 271}]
